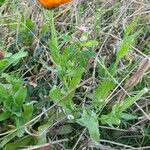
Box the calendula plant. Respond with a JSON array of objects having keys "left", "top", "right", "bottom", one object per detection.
[
  {"left": 47, "top": 10, "right": 100, "bottom": 142},
  {"left": 47, "top": 11, "right": 148, "bottom": 143}
]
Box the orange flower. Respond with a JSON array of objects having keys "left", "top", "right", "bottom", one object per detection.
[{"left": 38, "top": 0, "right": 72, "bottom": 8}]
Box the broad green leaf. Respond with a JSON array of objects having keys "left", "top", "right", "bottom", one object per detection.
[
  {"left": 0, "top": 83, "right": 9, "bottom": 98},
  {"left": 69, "top": 67, "right": 84, "bottom": 89},
  {"left": 10, "top": 105, "right": 22, "bottom": 117},
  {"left": 21, "top": 16, "right": 35, "bottom": 31},
  {"left": 0, "top": 59, "right": 9, "bottom": 71},
  {"left": 4, "top": 136, "right": 33, "bottom": 150},
  {"left": 49, "top": 86, "right": 62, "bottom": 101},
  {"left": 1, "top": 73, "right": 22, "bottom": 92},
  {"left": 84, "top": 40, "right": 98, "bottom": 47},
  {"left": 77, "top": 109, "right": 100, "bottom": 142},
  {"left": 8, "top": 50, "right": 27, "bottom": 66},
  {"left": 37, "top": 124, "right": 49, "bottom": 145},
  {"left": 117, "top": 17, "right": 140, "bottom": 61},
  {"left": 0, "top": 111, "right": 11, "bottom": 122},
  {"left": 15, "top": 116, "right": 25, "bottom": 137},
  {"left": 25, "top": 18, "right": 35, "bottom": 31},
  {"left": 110, "top": 29, "right": 141, "bottom": 75},
  {"left": 49, "top": 86, "right": 74, "bottom": 113},
  {"left": 14, "top": 87, "right": 27, "bottom": 107},
  {"left": 3, "top": 96, "right": 13, "bottom": 110},
  {"left": 117, "top": 37, "right": 134, "bottom": 60},
  {"left": 23, "top": 102, "right": 34, "bottom": 122},
  {"left": 1, "top": 50, "right": 27, "bottom": 73},
  {"left": 41, "top": 24, "right": 49, "bottom": 34},
  {"left": 3, "top": 96, "right": 21, "bottom": 117},
  {"left": 98, "top": 57, "right": 108, "bottom": 78},
  {"left": 110, "top": 17, "right": 141, "bottom": 75},
  {"left": 61, "top": 97, "right": 75, "bottom": 113},
  {"left": 57, "top": 125, "right": 73, "bottom": 135},
  {"left": 82, "top": 50, "right": 96, "bottom": 58},
  {"left": 93, "top": 80, "right": 115, "bottom": 107},
  {"left": 61, "top": 34, "right": 72, "bottom": 42}
]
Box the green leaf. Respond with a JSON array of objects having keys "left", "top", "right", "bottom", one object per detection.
[
  {"left": 48, "top": 10, "right": 58, "bottom": 48},
  {"left": 0, "top": 111, "right": 11, "bottom": 122},
  {"left": 49, "top": 41, "right": 61, "bottom": 65},
  {"left": 25, "top": 18, "right": 35, "bottom": 31},
  {"left": 125, "top": 17, "right": 140, "bottom": 37},
  {"left": 41, "top": 24, "right": 49, "bottom": 34},
  {"left": 57, "top": 125, "right": 73, "bottom": 135},
  {"left": 8, "top": 50, "right": 28, "bottom": 66},
  {"left": 100, "top": 88, "right": 148, "bottom": 126},
  {"left": 3, "top": 96, "right": 21, "bottom": 117},
  {"left": 0, "top": 83, "right": 9, "bottom": 98},
  {"left": 77, "top": 109, "right": 100, "bottom": 142},
  {"left": 23, "top": 102, "right": 34, "bottom": 122},
  {"left": 93, "top": 80, "right": 115, "bottom": 107},
  {"left": 84, "top": 40, "right": 98, "bottom": 47},
  {"left": 0, "top": 132, "right": 18, "bottom": 148},
  {"left": 82, "top": 50, "right": 96, "bottom": 58},
  {"left": 61, "top": 34, "right": 72, "bottom": 42},
  {"left": 4, "top": 136, "right": 33, "bottom": 150},
  {"left": 15, "top": 116, "right": 25, "bottom": 137},
  {"left": 49, "top": 86, "right": 74, "bottom": 113},
  {"left": 117, "top": 30, "right": 141, "bottom": 60},
  {"left": 49, "top": 86, "right": 62, "bottom": 101},
  {"left": 110, "top": 17, "right": 141, "bottom": 75},
  {"left": 14, "top": 87, "right": 27, "bottom": 107},
  {"left": 121, "top": 113, "right": 137, "bottom": 120},
  {"left": 119, "top": 88, "right": 148, "bottom": 112},
  {"left": 0, "top": 59, "right": 9, "bottom": 71},
  {"left": 100, "top": 113, "right": 121, "bottom": 127},
  {"left": 1, "top": 73, "right": 22, "bottom": 92},
  {"left": 68, "top": 67, "right": 84, "bottom": 89},
  {"left": 37, "top": 124, "right": 49, "bottom": 145}
]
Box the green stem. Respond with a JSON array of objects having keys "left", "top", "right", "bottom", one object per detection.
[{"left": 49, "top": 9, "right": 58, "bottom": 48}]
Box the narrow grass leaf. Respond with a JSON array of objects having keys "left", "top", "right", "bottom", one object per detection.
[{"left": 119, "top": 88, "right": 148, "bottom": 112}]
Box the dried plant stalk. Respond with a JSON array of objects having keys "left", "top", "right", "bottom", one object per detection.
[{"left": 118, "top": 57, "right": 150, "bottom": 101}]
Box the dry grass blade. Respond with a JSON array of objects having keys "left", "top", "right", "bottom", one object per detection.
[{"left": 125, "top": 57, "right": 150, "bottom": 89}]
